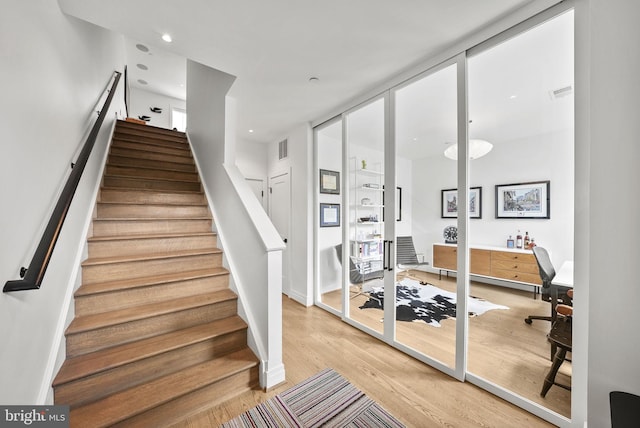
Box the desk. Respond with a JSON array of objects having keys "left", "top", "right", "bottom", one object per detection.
[{"left": 553, "top": 261, "right": 574, "bottom": 288}]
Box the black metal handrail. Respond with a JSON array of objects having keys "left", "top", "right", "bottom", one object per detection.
[{"left": 4, "top": 71, "right": 122, "bottom": 292}]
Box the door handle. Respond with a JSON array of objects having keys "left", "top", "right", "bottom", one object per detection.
[
  {"left": 387, "top": 240, "right": 393, "bottom": 271},
  {"left": 383, "top": 240, "right": 389, "bottom": 270}
]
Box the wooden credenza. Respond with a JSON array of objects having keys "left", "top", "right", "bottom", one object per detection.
[{"left": 432, "top": 243, "right": 542, "bottom": 291}]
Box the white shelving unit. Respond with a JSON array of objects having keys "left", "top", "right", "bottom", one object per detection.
[{"left": 349, "top": 158, "right": 384, "bottom": 291}]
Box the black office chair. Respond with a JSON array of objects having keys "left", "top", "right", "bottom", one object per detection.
[
  {"left": 525, "top": 246, "right": 556, "bottom": 325},
  {"left": 610, "top": 391, "right": 640, "bottom": 427}
]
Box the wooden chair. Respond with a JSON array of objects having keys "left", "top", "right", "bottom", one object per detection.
[{"left": 541, "top": 289, "right": 573, "bottom": 397}]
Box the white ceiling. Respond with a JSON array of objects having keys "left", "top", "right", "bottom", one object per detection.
[
  {"left": 320, "top": 9, "right": 574, "bottom": 160},
  {"left": 56, "top": 0, "right": 564, "bottom": 144}
]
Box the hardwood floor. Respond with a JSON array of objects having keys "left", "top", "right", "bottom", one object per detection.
[
  {"left": 178, "top": 279, "right": 559, "bottom": 427},
  {"left": 321, "top": 271, "right": 571, "bottom": 418}
]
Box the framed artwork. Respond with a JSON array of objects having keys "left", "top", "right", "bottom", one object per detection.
[
  {"left": 319, "top": 169, "right": 340, "bottom": 194},
  {"left": 441, "top": 187, "right": 482, "bottom": 219},
  {"left": 495, "top": 181, "right": 550, "bottom": 219},
  {"left": 320, "top": 203, "right": 340, "bottom": 227}
]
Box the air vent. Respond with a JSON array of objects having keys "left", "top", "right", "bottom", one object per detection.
[
  {"left": 278, "top": 139, "right": 288, "bottom": 160},
  {"left": 549, "top": 85, "right": 573, "bottom": 100}
]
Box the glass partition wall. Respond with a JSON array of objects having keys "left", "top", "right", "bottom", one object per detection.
[
  {"left": 393, "top": 62, "right": 458, "bottom": 369},
  {"left": 313, "top": 7, "right": 574, "bottom": 425},
  {"left": 467, "top": 10, "right": 574, "bottom": 419}
]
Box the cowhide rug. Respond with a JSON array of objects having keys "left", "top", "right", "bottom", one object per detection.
[{"left": 360, "top": 278, "right": 508, "bottom": 327}]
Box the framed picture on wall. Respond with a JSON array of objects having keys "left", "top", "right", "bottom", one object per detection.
[
  {"left": 495, "top": 180, "right": 550, "bottom": 219},
  {"left": 319, "top": 169, "right": 340, "bottom": 194},
  {"left": 320, "top": 203, "right": 340, "bottom": 227},
  {"left": 441, "top": 187, "right": 482, "bottom": 219}
]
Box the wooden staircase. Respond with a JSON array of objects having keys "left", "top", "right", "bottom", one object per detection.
[{"left": 53, "top": 120, "right": 259, "bottom": 427}]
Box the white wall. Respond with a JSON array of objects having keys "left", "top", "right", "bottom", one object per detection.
[
  {"left": 578, "top": 0, "right": 640, "bottom": 426},
  {"left": 412, "top": 129, "right": 574, "bottom": 271},
  {"left": 187, "top": 59, "right": 285, "bottom": 387},
  {"left": 237, "top": 138, "right": 268, "bottom": 181},
  {"left": 0, "top": 2, "right": 126, "bottom": 403},
  {"left": 317, "top": 134, "right": 343, "bottom": 294},
  {"left": 129, "top": 87, "right": 186, "bottom": 130},
  {"left": 267, "top": 124, "right": 313, "bottom": 306}
]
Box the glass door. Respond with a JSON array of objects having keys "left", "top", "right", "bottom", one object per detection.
[
  {"left": 392, "top": 61, "right": 459, "bottom": 369},
  {"left": 344, "top": 97, "right": 386, "bottom": 335},
  {"left": 466, "top": 10, "right": 574, "bottom": 419}
]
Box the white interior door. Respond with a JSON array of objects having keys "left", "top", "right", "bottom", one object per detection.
[{"left": 269, "top": 172, "right": 290, "bottom": 295}]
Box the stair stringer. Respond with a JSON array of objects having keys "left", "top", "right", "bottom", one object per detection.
[{"left": 186, "top": 134, "right": 286, "bottom": 389}]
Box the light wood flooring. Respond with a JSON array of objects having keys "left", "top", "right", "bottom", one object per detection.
[
  {"left": 177, "top": 280, "right": 560, "bottom": 427},
  {"left": 321, "top": 270, "right": 571, "bottom": 419}
]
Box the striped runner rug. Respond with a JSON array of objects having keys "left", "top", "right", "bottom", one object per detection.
[{"left": 221, "top": 368, "right": 405, "bottom": 427}]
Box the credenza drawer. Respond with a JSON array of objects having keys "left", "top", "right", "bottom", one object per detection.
[
  {"left": 491, "top": 251, "right": 536, "bottom": 264},
  {"left": 491, "top": 259, "right": 539, "bottom": 274},
  {"left": 491, "top": 268, "right": 541, "bottom": 285}
]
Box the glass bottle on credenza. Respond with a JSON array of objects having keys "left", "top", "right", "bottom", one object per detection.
[
  {"left": 516, "top": 231, "right": 523, "bottom": 249},
  {"left": 524, "top": 231, "right": 530, "bottom": 249}
]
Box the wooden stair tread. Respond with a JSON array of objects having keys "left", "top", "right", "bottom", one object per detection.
[
  {"left": 75, "top": 267, "right": 228, "bottom": 296},
  {"left": 100, "top": 187, "right": 203, "bottom": 196},
  {"left": 103, "top": 173, "right": 200, "bottom": 185},
  {"left": 109, "top": 146, "right": 194, "bottom": 162},
  {"left": 69, "top": 348, "right": 258, "bottom": 427},
  {"left": 93, "top": 216, "right": 212, "bottom": 221},
  {"left": 66, "top": 289, "right": 237, "bottom": 335},
  {"left": 87, "top": 231, "right": 216, "bottom": 243},
  {"left": 81, "top": 248, "right": 222, "bottom": 267},
  {"left": 97, "top": 200, "right": 207, "bottom": 208},
  {"left": 107, "top": 163, "right": 198, "bottom": 175},
  {"left": 54, "top": 316, "right": 247, "bottom": 386},
  {"left": 112, "top": 137, "right": 190, "bottom": 151},
  {"left": 117, "top": 120, "right": 186, "bottom": 132}
]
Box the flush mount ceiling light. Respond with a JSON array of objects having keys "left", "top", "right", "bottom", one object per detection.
[
  {"left": 444, "top": 139, "right": 493, "bottom": 160},
  {"left": 136, "top": 63, "right": 148, "bottom": 70},
  {"left": 161, "top": 33, "right": 172, "bottom": 43},
  {"left": 137, "top": 79, "right": 148, "bottom": 85},
  {"left": 308, "top": 77, "right": 319, "bottom": 83},
  {"left": 136, "top": 43, "right": 149, "bottom": 52}
]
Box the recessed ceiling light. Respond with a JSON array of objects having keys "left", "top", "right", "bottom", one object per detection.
[
  {"left": 161, "top": 33, "right": 172, "bottom": 43},
  {"left": 308, "top": 77, "right": 319, "bottom": 83},
  {"left": 248, "top": 129, "right": 254, "bottom": 133},
  {"left": 136, "top": 43, "right": 149, "bottom": 52},
  {"left": 137, "top": 79, "right": 148, "bottom": 85},
  {"left": 136, "top": 63, "right": 148, "bottom": 71},
  {"left": 510, "top": 94, "right": 517, "bottom": 99},
  {"left": 412, "top": 137, "right": 418, "bottom": 141}
]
